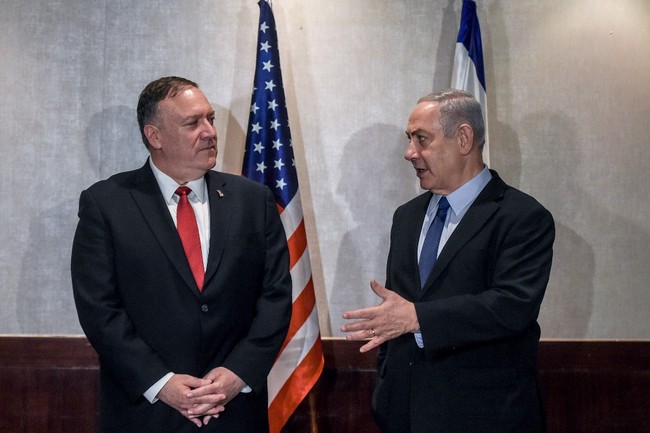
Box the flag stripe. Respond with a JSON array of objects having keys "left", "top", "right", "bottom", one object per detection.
[
  {"left": 289, "top": 246, "right": 311, "bottom": 303},
  {"left": 279, "top": 190, "right": 304, "bottom": 237},
  {"left": 287, "top": 220, "right": 308, "bottom": 269},
  {"left": 268, "top": 306, "right": 322, "bottom": 401},
  {"left": 277, "top": 277, "right": 316, "bottom": 356},
  {"left": 268, "top": 339, "right": 325, "bottom": 433},
  {"left": 455, "top": 0, "right": 486, "bottom": 89}
]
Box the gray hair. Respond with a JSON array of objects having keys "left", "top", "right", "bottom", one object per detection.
[{"left": 417, "top": 89, "right": 485, "bottom": 148}]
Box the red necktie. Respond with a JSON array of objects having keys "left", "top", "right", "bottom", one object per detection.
[{"left": 175, "top": 186, "right": 204, "bottom": 291}]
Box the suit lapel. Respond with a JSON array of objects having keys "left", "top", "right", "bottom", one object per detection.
[
  {"left": 421, "top": 172, "right": 507, "bottom": 293},
  {"left": 204, "top": 171, "right": 232, "bottom": 286},
  {"left": 129, "top": 162, "right": 200, "bottom": 294}
]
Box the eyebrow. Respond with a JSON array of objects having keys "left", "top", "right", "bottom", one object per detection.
[
  {"left": 406, "top": 128, "right": 425, "bottom": 138},
  {"left": 182, "top": 111, "right": 215, "bottom": 122}
]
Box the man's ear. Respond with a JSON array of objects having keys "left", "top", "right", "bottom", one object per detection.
[
  {"left": 457, "top": 123, "right": 475, "bottom": 156},
  {"left": 144, "top": 124, "right": 161, "bottom": 150}
]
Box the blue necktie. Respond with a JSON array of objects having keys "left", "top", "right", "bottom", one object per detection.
[{"left": 419, "top": 197, "right": 450, "bottom": 288}]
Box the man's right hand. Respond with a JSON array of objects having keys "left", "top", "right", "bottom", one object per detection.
[{"left": 157, "top": 374, "right": 226, "bottom": 427}]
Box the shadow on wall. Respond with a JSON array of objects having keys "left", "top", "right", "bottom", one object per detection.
[
  {"left": 489, "top": 117, "right": 521, "bottom": 188},
  {"left": 519, "top": 111, "right": 595, "bottom": 338},
  {"left": 330, "top": 124, "right": 417, "bottom": 336},
  {"left": 17, "top": 105, "right": 147, "bottom": 334},
  {"left": 218, "top": 100, "right": 247, "bottom": 174}
]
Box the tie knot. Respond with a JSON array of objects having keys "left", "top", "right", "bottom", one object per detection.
[
  {"left": 437, "top": 197, "right": 450, "bottom": 214},
  {"left": 176, "top": 186, "right": 192, "bottom": 197}
]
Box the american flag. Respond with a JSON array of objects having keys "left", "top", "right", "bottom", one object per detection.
[
  {"left": 242, "top": 1, "right": 324, "bottom": 432},
  {"left": 451, "top": 0, "right": 489, "bottom": 165}
]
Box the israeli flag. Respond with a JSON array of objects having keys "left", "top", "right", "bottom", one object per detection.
[{"left": 452, "top": 0, "right": 489, "bottom": 165}]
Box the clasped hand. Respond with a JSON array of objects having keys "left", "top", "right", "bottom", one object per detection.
[
  {"left": 340, "top": 279, "right": 420, "bottom": 353},
  {"left": 158, "top": 366, "right": 245, "bottom": 428}
]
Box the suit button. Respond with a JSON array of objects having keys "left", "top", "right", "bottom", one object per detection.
[{"left": 201, "top": 304, "right": 209, "bottom": 312}]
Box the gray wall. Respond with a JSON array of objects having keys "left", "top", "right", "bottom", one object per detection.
[{"left": 1, "top": 0, "right": 648, "bottom": 338}]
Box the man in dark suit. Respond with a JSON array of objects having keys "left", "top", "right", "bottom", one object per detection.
[
  {"left": 71, "top": 76, "right": 292, "bottom": 433},
  {"left": 341, "top": 89, "right": 554, "bottom": 433}
]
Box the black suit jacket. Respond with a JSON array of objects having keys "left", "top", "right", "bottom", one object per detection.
[
  {"left": 373, "top": 171, "right": 554, "bottom": 433},
  {"left": 71, "top": 161, "right": 292, "bottom": 433}
]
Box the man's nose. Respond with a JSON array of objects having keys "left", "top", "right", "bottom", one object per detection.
[
  {"left": 201, "top": 121, "right": 216, "bottom": 139},
  {"left": 404, "top": 140, "right": 418, "bottom": 161}
]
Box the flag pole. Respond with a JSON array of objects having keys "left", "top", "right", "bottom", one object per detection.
[{"left": 308, "top": 391, "right": 319, "bottom": 433}]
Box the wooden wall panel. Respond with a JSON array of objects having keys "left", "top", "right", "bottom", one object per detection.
[
  {"left": 1, "top": 337, "right": 649, "bottom": 433},
  {"left": 538, "top": 341, "right": 650, "bottom": 433},
  {"left": 283, "top": 339, "right": 380, "bottom": 433},
  {"left": 0, "top": 337, "right": 99, "bottom": 433}
]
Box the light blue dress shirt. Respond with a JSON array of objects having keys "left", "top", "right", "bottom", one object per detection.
[{"left": 414, "top": 166, "right": 492, "bottom": 348}]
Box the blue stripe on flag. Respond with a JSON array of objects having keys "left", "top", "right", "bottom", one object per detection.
[{"left": 456, "top": 0, "right": 486, "bottom": 90}]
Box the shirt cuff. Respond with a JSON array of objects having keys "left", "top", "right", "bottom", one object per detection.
[
  {"left": 144, "top": 372, "right": 174, "bottom": 403},
  {"left": 414, "top": 332, "right": 424, "bottom": 348}
]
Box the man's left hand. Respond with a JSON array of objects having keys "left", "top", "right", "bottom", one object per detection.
[{"left": 186, "top": 367, "right": 246, "bottom": 426}]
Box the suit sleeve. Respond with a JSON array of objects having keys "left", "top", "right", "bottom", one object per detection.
[
  {"left": 415, "top": 200, "right": 555, "bottom": 357},
  {"left": 71, "top": 188, "right": 170, "bottom": 401},
  {"left": 220, "top": 187, "right": 292, "bottom": 391}
]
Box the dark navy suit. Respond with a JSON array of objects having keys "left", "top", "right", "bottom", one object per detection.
[
  {"left": 373, "top": 171, "right": 554, "bottom": 433},
  {"left": 72, "top": 161, "right": 291, "bottom": 433}
]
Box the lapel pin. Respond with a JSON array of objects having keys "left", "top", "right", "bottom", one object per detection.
[{"left": 216, "top": 189, "right": 224, "bottom": 198}]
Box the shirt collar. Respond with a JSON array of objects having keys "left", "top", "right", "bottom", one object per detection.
[
  {"left": 149, "top": 158, "right": 207, "bottom": 204},
  {"left": 430, "top": 165, "right": 492, "bottom": 216}
]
